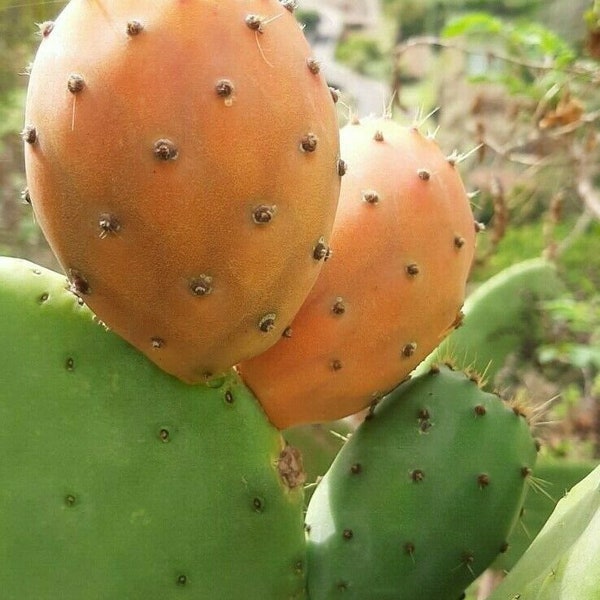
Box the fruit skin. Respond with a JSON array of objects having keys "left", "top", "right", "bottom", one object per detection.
[
  {"left": 305, "top": 365, "right": 538, "bottom": 600},
  {"left": 488, "top": 462, "right": 600, "bottom": 600},
  {"left": 239, "top": 117, "right": 476, "bottom": 428},
  {"left": 0, "top": 257, "right": 307, "bottom": 600},
  {"left": 23, "top": 0, "right": 341, "bottom": 383}
]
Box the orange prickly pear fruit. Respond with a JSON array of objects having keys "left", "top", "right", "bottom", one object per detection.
[
  {"left": 239, "top": 117, "right": 477, "bottom": 428},
  {"left": 23, "top": 0, "right": 341, "bottom": 383}
]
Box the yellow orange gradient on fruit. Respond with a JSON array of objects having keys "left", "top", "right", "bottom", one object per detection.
[
  {"left": 239, "top": 117, "right": 477, "bottom": 428},
  {"left": 23, "top": 0, "right": 340, "bottom": 382}
]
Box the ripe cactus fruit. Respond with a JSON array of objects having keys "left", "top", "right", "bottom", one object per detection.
[
  {"left": 305, "top": 365, "right": 538, "bottom": 600},
  {"left": 239, "top": 117, "right": 476, "bottom": 428},
  {"left": 0, "top": 257, "right": 307, "bottom": 599},
  {"left": 23, "top": 0, "right": 341, "bottom": 383},
  {"left": 489, "top": 463, "right": 600, "bottom": 600}
]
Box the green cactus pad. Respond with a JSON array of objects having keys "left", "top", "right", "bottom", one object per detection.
[
  {"left": 493, "top": 458, "right": 598, "bottom": 573},
  {"left": 305, "top": 365, "right": 538, "bottom": 600},
  {"left": 419, "top": 258, "right": 566, "bottom": 386},
  {"left": 489, "top": 463, "right": 600, "bottom": 600},
  {"left": 0, "top": 257, "right": 306, "bottom": 600}
]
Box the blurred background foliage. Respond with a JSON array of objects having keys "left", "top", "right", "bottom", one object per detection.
[{"left": 0, "top": 0, "right": 66, "bottom": 269}]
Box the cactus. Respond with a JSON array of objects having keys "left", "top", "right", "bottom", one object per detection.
[
  {"left": 283, "top": 420, "right": 354, "bottom": 504},
  {"left": 419, "top": 258, "right": 566, "bottom": 387},
  {"left": 0, "top": 257, "right": 307, "bottom": 600},
  {"left": 488, "top": 462, "right": 600, "bottom": 600},
  {"left": 23, "top": 0, "right": 341, "bottom": 384},
  {"left": 305, "top": 365, "right": 538, "bottom": 600},
  {"left": 10, "top": 3, "right": 585, "bottom": 598},
  {"left": 493, "top": 457, "right": 598, "bottom": 573},
  {"left": 239, "top": 117, "right": 477, "bottom": 428}
]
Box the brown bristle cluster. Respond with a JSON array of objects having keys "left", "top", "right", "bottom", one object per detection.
[
  {"left": 67, "top": 73, "right": 85, "bottom": 93},
  {"left": 313, "top": 238, "right": 332, "bottom": 261},
  {"left": 245, "top": 14, "right": 264, "bottom": 32},
  {"left": 126, "top": 20, "right": 144, "bottom": 36},
  {"left": 215, "top": 79, "right": 235, "bottom": 98},
  {"left": 280, "top": 0, "right": 298, "bottom": 12},
  {"left": 37, "top": 21, "right": 55, "bottom": 37},
  {"left": 362, "top": 190, "right": 380, "bottom": 204},
  {"left": 306, "top": 58, "right": 321, "bottom": 74},
  {"left": 258, "top": 313, "right": 277, "bottom": 333},
  {"left": 402, "top": 342, "right": 417, "bottom": 358},
  {"left": 508, "top": 398, "right": 532, "bottom": 420}
]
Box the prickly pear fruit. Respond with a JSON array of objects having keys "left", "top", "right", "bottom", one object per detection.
[
  {"left": 239, "top": 117, "right": 476, "bottom": 428},
  {"left": 305, "top": 365, "right": 538, "bottom": 600},
  {"left": 23, "top": 0, "right": 341, "bottom": 383},
  {"left": 489, "top": 463, "right": 600, "bottom": 600},
  {"left": 0, "top": 257, "right": 307, "bottom": 599},
  {"left": 419, "top": 258, "right": 566, "bottom": 386}
]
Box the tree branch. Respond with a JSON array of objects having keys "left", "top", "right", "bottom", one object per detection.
[
  {"left": 577, "top": 177, "right": 600, "bottom": 221},
  {"left": 394, "top": 36, "right": 594, "bottom": 78}
]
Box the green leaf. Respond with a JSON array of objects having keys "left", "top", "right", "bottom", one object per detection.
[
  {"left": 442, "top": 12, "right": 504, "bottom": 39},
  {"left": 508, "top": 22, "right": 576, "bottom": 66},
  {"left": 568, "top": 344, "right": 600, "bottom": 370}
]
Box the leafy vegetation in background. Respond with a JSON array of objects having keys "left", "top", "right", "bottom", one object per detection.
[
  {"left": 0, "top": 1, "right": 66, "bottom": 101},
  {"left": 381, "top": 0, "right": 542, "bottom": 39},
  {"left": 0, "top": 0, "right": 66, "bottom": 269},
  {"left": 295, "top": 8, "right": 320, "bottom": 36},
  {"left": 334, "top": 33, "right": 388, "bottom": 78},
  {"left": 539, "top": 297, "right": 600, "bottom": 371},
  {"left": 472, "top": 220, "right": 600, "bottom": 295},
  {"left": 442, "top": 13, "right": 580, "bottom": 99}
]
